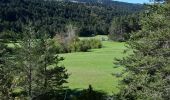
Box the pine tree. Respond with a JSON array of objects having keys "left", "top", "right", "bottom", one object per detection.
[
  {"left": 15, "top": 26, "right": 40, "bottom": 99},
  {"left": 37, "top": 34, "right": 68, "bottom": 95},
  {"left": 0, "top": 39, "right": 14, "bottom": 99},
  {"left": 15, "top": 26, "right": 68, "bottom": 98},
  {"left": 116, "top": 2, "right": 170, "bottom": 100}
]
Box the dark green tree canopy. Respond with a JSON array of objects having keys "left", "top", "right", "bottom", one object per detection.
[
  {"left": 115, "top": 2, "right": 170, "bottom": 100},
  {"left": 0, "top": 0, "right": 143, "bottom": 39}
]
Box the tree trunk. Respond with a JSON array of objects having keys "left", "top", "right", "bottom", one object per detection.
[
  {"left": 44, "top": 42, "right": 48, "bottom": 89},
  {"left": 28, "top": 39, "right": 32, "bottom": 99},
  {"left": 28, "top": 66, "right": 32, "bottom": 99}
]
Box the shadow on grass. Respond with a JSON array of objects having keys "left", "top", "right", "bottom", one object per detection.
[{"left": 33, "top": 85, "right": 108, "bottom": 100}]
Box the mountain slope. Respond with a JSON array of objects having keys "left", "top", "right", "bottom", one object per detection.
[{"left": 0, "top": 0, "right": 143, "bottom": 38}]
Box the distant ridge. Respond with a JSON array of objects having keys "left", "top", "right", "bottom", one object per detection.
[{"left": 67, "top": 0, "right": 142, "bottom": 5}]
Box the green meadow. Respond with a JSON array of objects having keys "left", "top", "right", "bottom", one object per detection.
[
  {"left": 7, "top": 36, "right": 128, "bottom": 94},
  {"left": 60, "top": 38, "right": 128, "bottom": 94}
]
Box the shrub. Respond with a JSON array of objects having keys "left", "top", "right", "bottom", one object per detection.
[
  {"left": 89, "top": 39, "right": 102, "bottom": 49},
  {"left": 54, "top": 38, "right": 102, "bottom": 53},
  {"left": 78, "top": 40, "right": 91, "bottom": 52}
]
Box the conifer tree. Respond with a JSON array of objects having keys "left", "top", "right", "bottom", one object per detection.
[
  {"left": 15, "top": 27, "right": 68, "bottom": 99},
  {"left": 37, "top": 34, "right": 68, "bottom": 95},
  {"left": 0, "top": 38, "right": 14, "bottom": 99},
  {"left": 116, "top": 1, "right": 170, "bottom": 99},
  {"left": 15, "top": 26, "right": 40, "bottom": 99}
]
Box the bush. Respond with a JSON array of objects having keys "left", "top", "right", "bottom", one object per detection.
[
  {"left": 89, "top": 39, "right": 102, "bottom": 49},
  {"left": 75, "top": 85, "right": 106, "bottom": 100},
  {"left": 55, "top": 38, "right": 102, "bottom": 53},
  {"left": 69, "top": 39, "right": 81, "bottom": 52},
  {"left": 78, "top": 40, "right": 91, "bottom": 52},
  {"left": 33, "top": 86, "right": 107, "bottom": 100}
]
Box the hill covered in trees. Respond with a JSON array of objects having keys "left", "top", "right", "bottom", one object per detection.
[
  {"left": 67, "top": 0, "right": 142, "bottom": 6},
  {"left": 0, "top": 0, "right": 143, "bottom": 39}
]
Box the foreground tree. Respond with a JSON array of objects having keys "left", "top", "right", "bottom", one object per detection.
[
  {"left": 15, "top": 26, "right": 68, "bottom": 99},
  {"left": 37, "top": 34, "right": 68, "bottom": 96},
  {"left": 115, "top": 2, "right": 170, "bottom": 100},
  {"left": 15, "top": 26, "right": 40, "bottom": 99},
  {"left": 0, "top": 39, "right": 14, "bottom": 99}
]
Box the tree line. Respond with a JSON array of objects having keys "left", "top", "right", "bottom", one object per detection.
[
  {"left": 0, "top": 0, "right": 143, "bottom": 39},
  {"left": 109, "top": 13, "right": 141, "bottom": 42}
]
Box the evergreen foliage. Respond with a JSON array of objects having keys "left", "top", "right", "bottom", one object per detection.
[
  {"left": 13, "top": 26, "right": 68, "bottom": 99},
  {"left": 115, "top": 2, "right": 170, "bottom": 99},
  {"left": 0, "top": 0, "right": 143, "bottom": 38},
  {"left": 0, "top": 39, "right": 14, "bottom": 99},
  {"left": 109, "top": 13, "right": 141, "bottom": 42}
]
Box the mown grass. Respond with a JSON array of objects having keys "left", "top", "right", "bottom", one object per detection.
[{"left": 60, "top": 39, "right": 128, "bottom": 94}]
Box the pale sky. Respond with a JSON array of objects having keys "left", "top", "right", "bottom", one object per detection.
[{"left": 114, "top": 0, "right": 150, "bottom": 4}]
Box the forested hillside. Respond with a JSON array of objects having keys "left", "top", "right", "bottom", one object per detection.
[{"left": 0, "top": 0, "right": 143, "bottom": 39}]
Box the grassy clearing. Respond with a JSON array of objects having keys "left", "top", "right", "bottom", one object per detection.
[
  {"left": 60, "top": 40, "right": 128, "bottom": 94},
  {"left": 6, "top": 35, "right": 128, "bottom": 94}
]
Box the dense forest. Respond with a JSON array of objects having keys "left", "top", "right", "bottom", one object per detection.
[
  {"left": 0, "top": 0, "right": 143, "bottom": 39},
  {"left": 109, "top": 13, "right": 141, "bottom": 41}
]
